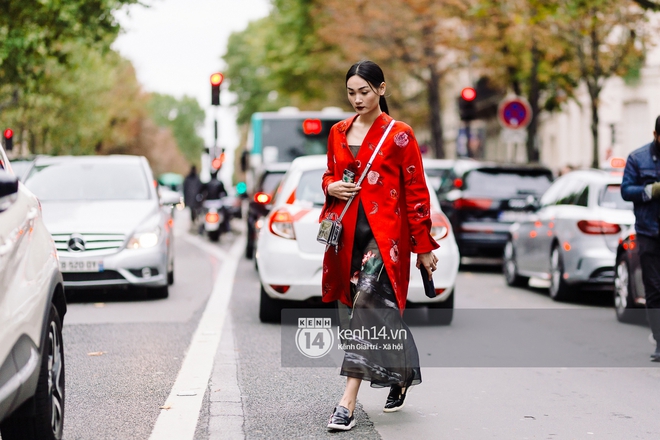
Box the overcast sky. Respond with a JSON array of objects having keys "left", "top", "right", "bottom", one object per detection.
[{"left": 112, "top": 0, "right": 270, "bottom": 178}]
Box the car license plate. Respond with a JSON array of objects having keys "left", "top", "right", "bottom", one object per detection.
[
  {"left": 498, "top": 211, "right": 528, "bottom": 223},
  {"left": 60, "top": 259, "right": 103, "bottom": 273}
]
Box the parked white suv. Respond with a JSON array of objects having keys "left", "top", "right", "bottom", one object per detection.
[{"left": 0, "top": 146, "right": 66, "bottom": 440}]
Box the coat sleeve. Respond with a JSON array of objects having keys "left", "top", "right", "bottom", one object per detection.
[
  {"left": 621, "top": 154, "right": 650, "bottom": 203},
  {"left": 398, "top": 126, "right": 440, "bottom": 253}
]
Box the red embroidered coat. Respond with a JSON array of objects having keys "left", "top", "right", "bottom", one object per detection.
[{"left": 320, "top": 113, "right": 439, "bottom": 311}]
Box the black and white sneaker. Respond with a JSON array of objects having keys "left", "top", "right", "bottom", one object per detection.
[
  {"left": 383, "top": 385, "right": 408, "bottom": 412},
  {"left": 327, "top": 405, "right": 356, "bottom": 431}
]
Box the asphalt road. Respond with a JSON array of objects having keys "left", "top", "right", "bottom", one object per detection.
[{"left": 55, "top": 208, "right": 660, "bottom": 439}]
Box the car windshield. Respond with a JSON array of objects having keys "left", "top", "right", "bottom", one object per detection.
[
  {"left": 261, "top": 119, "right": 336, "bottom": 162},
  {"left": 599, "top": 184, "right": 632, "bottom": 210},
  {"left": 464, "top": 169, "right": 552, "bottom": 196},
  {"left": 25, "top": 162, "right": 151, "bottom": 201},
  {"left": 296, "top": 169, "right": 326, "bottom": 206},
  {"left": 261, "top": 172, "right": 286, "bottom": 195},
  {"left": 9, "top": 160, "right": 33, "bottom": 181}
]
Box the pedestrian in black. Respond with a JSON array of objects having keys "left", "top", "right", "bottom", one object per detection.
[
  {"left": 621, "top": 115, "right": 660, "bottom": 362},
  {"left": 183, "top": 165, "right": 202, "bottom": 222}
]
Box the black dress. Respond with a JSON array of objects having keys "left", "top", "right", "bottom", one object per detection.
[{"left": 337, "top": 145, "right": 421, "bottom": 389}]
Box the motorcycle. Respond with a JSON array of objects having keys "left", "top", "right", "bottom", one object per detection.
[{"left": 199, "top": 198, "right": 230, "bottom": 242}]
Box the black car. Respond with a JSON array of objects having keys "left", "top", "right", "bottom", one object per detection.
[
  {"left": 438, "top": 162, "right": 554, "bottom": 258},
  {"left": 614, "top": 227, "right": 647, "bottom": 323},
  {"left": 245, "top": 163, "right": 290, "bottom": 259}
]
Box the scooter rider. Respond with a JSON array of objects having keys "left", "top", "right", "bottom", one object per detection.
[{"left": 200, "top": 170, "right": 227, "bottom": 201}]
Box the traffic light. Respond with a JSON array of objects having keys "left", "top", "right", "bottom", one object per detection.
[
  {"left": 458, "top": 87, "right": 477, "bottom": 121},
  {"left": 210, "top": 73, "right": 223, "bottom": 106},
  {"left": 211, "top": 150, "right": 226, "bottom": 170},
  {"left": 3, "top": 128, "right": 13, "bottom": 151}
]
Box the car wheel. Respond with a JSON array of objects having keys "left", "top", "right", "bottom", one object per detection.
[
  {"left": 549, "top": 245, "right": 572, "bottom": 301},
  {"left": 614, "top": 257, "right": 637, "bottom": 323},
  {"left": 503, "top": 240, "right": 529, "bottom": 287},
  {"left": 427, "top": 290, "right": 454, "bottom": 325},
  {"left": 259, "top": 285, "right": 283, "bottom": 323},
  {"left": 149, "top": 285, "right": 169, "bottom": 299},
  {"left": 168, "top": 270, "right": 174, "bottom": 285},
  {"left": 0, "top": 304, "right": 65, "bottom": 440},
  {"left": 245, "top": 223, "right": 255, "bottom": 260}
]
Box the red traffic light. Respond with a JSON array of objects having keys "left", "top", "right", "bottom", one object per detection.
[
  {"left": 302, "top": 119, "right": 322, "bottom": 135},
  {"left": 210, "top": 73, "right": 224, "bottom": 86},
  {"left": 3, "top": 128, "right": 13, "bottom": 139},
  {"left": 211, "top": 153, "right": 225, "bottom": 170},
  {"left": 461, "top": 87, "right": 476, "bottom": 102}
]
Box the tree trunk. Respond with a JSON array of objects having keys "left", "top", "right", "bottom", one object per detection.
[
  {"left": 427, "top": 65, "right": 444, "bottom": 158},
  {"left": 590, "top": 89, "right": 600, "bottom": 169},
  {"left": 526, "top": 41, "right": 541, "bottom": 163}
]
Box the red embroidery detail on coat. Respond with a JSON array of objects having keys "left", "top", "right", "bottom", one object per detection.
[
  {"left": 406, "top": 165, "right": 416, "bottom": 174},
  {"left": 369, "top": 201, "right": 378, "bottom": 215},
  {"left": 390, "top": 189, "right": 398, "bottom": 199}
]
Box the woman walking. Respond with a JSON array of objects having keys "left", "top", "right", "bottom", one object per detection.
[{"left": 320, "top": 60, "right": 439, "bottom": 431}]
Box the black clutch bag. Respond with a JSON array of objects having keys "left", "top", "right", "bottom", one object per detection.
[{"left": 420, "top": 265, "right": 436, "bottom": 298}]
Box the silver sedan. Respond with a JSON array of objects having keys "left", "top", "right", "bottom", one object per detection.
[
  {"left": 24, "top": 155, "right": 179, "bottom": 298},
  {"left": 503, "top": 169, "right": 634, "bottom": 301}
]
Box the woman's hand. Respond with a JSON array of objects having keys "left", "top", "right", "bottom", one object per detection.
[
  {"left": 327, "top": 181, "right": 361, "bottom": 201},
  {"left": 416, "top": 252, "right": 438, "bottom": 280}
]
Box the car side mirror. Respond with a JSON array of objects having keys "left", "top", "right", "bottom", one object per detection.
[
  {"left": 159, "top": 188, "right": 182, "bottom": 206},
  {"left": 0, "top": 170, "right": 19, "bottom": 212}
]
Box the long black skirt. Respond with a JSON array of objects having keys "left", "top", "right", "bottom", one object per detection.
[{"left": 337, "top": 203, "right": 422, "bottom": 389}]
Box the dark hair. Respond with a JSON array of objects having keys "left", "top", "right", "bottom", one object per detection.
[
  {"left": 346, "top": 60, "right": 389, "bottom": 115},
  {"left": 656, "top": 115, "right": 660, "bottom": 133}
]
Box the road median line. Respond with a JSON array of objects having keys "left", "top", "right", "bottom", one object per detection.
[{"left": 150, "top": 234, "right": 245, "bottom": 440}]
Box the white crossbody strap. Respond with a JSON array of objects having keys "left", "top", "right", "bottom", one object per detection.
[{"left": 337, "top": 119, "right": 396, "bottom": 221}]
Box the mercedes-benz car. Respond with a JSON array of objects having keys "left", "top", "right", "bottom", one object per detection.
[
  {"left": 24, "top": 155, "right": 179, "bottom": 298},
  {"left": 0, "top": 144, "right": 67, "bottom": 440}
]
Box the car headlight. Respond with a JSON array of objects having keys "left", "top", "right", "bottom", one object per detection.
[{"left": 127, "top": 227, "right": 161, "bottom": 249}]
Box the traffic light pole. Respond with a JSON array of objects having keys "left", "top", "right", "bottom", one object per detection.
[{"left": 465, "top": 121, "right": 472, "bottom": 159}]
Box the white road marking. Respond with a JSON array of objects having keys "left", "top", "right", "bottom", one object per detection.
[{"left": 149, "top": 233, "right": 245, "bottom": 440}]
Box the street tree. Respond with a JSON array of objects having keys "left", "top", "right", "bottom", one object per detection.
[
  {"left": 469, "top": 0, "right": 578, "bottom": 163},
  {"left": 314, "top": 0, "right": 470, "bottom": 159},
  {"left": 558, "top": 0, "right": 650, "bottom": 168},
  {"left": 148, "top": 94, "right": 206, "bottom": 165},
  {"left": 0, "top": 0, "right": 138, "bottom": 99}
]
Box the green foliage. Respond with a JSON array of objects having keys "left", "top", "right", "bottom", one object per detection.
[
  {"left": 0, "top": 0, "right": 138, "bottom": 89},
  {"left": 0, "top": 44, "right": 143, "bottom": 155},
  {"left": 223, "top": 0, "right": 346, "bottom": 125},
  {"left": 148, "top": 94, "right": 206, "bottom": 164},
  {"left": 224, "top": 17, "right": 289, "bottom": 125}
]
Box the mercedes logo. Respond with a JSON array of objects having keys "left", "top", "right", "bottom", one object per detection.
[{"left": 67, "top": 234, "right": 86, "bottom": 253}]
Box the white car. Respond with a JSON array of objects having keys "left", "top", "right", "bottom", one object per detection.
[
  {"left": 24, "top": 155, "right": 179, "bottom": 298},
  {"left": 0, "top": 145, "right": 67, "bottom": 440},
  {"left": 256, "top": 155, "right": 459, "bottom": 324}
]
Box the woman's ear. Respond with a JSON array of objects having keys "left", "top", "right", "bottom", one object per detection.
[{"left": 379, "top": 82, "right": 386, "bottom": 96}]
